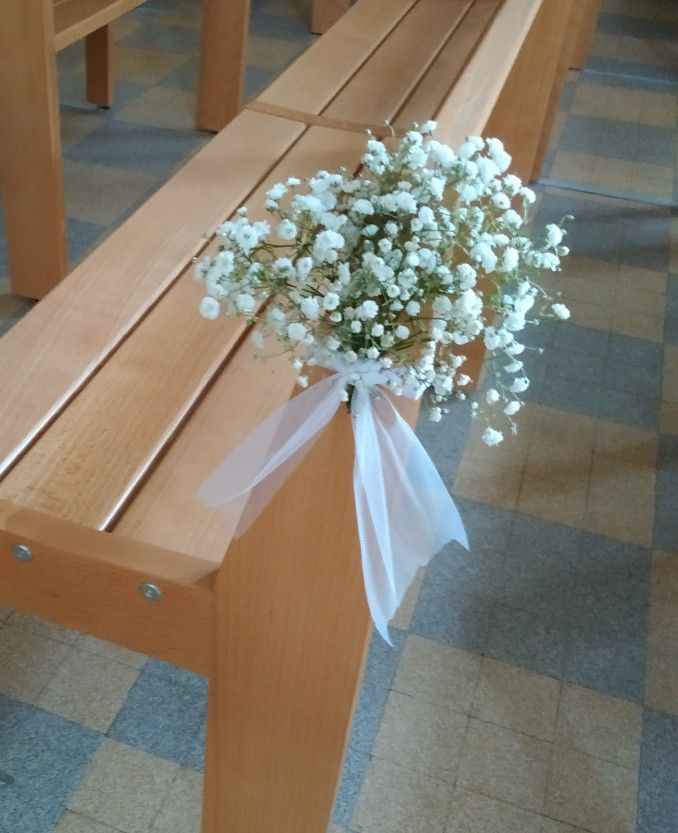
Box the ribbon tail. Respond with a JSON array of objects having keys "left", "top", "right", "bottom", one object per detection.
[
  {"left": 353, "top": 389, "right": 469, "bottom": 642},
  {"left": 200, "top": 374, "right": 343, "bottom": 537}
]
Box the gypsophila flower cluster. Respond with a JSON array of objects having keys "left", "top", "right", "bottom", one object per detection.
[{"left": 197, "top": 123, "right": 571, "bottom": 445}]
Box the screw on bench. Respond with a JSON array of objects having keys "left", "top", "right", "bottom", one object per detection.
[
  {"left": 12, "top": 544, "right": 32, "bottom": 562},
  {"left": 139, "top": 582, "right": 162, "bottom": 602}
]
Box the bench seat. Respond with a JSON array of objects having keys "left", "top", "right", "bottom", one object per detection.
[{"left": 0, "top": 2, "right": 577, "bottom": 831}]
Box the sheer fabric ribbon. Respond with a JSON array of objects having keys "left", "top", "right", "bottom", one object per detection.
[{"left": 199, "top": 358, "right": 468, "bottom": 642}]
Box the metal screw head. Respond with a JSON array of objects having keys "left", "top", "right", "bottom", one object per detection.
[
  {"left": 139, "top": 582, "right": 162, "bottom": 602},
  {"left": 12, "top": 544, "right": 32, "bottom": 562}
]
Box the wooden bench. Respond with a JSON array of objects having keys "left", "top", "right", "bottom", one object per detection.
[
  {"left": 0, "top": 0, "right": 251, "bottom": 300},
  {"left": 0, "top": 2, "right": 575, "bottom": 831}
]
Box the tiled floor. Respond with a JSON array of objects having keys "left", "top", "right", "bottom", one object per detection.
[{"left": 0, "top": 1, "right": 676, "bottom": 832}]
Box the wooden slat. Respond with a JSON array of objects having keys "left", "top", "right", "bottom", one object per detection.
[
  {"left": 0, "top": 127, "right": 367, "bottom": 539},
  {"left": 53, "top": 0, "right": 145, "bottom": 50},
  {"left": 323, "top": 0, "right": 473, "bottom": 125},
  {"left": 433, "top": 0, "right": 544, "bottom": 148},
  {"left": 116, "top": 127, "right": 368, "bottom": 560},
  {"left": 0, "top": 110, "right": 304, "bottom": 480},
  {"left": 394, "top": 0, "right": 503, "bottom": 128},
  {"left": 0, "top": 501, "right": 214, "bottom": 673},
  {"left": 257, "top": 0, "right": 417, "bottom": 115}
]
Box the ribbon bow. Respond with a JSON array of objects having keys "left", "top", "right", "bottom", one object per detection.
[{"left": 199, "top": 358, "right": 468, "bottom": 642}]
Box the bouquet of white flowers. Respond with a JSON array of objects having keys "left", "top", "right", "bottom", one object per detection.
[{"left": 197, "top": 122, "right": 570, "bottom": 446}]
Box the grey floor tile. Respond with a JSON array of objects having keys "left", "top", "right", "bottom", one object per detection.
[
  {"left": 67, "top": 217, "right": 108, "bottom": 266},
  {"left": 665, "top": 276, "right": 678, "bottom": 345},
  {"left": 0, "top": 694, "right": 101, "bottom": 833},
  {"left": 108, "top": 668, "right": 206, "bottom": 768},
  {"left": 119, "top": 23, "right": 200, "bottom": 53},
  {"left": 637, "top": 709, "right": 678, "bottom": 833},
  {"left": 654, "top": 435, "right": 678, "bottom": 550},
  {"left": 333, "top": 629, "right": 405, "bottom": 827},
  {"left": 141, "top": 659, "right": 207, "bottom": 695},
  {"left": 64, "top": 120, "right": 209, "bottom": 178}
]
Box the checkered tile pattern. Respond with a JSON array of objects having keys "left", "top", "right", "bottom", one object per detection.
[{"left": 0, "top": 0, "right": 676, "bottom": 831}]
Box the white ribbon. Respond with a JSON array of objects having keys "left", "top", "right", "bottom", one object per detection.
[{"left": 199, "top": 358, "right": 469, "bottom": 643}]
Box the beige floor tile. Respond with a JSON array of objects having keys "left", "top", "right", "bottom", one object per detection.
[
  {"left": 116, "top": 87, "right": 197, "bottom": 132},
  {"left": 592, "top": 158, "right": 673, "bottom": 204},
  {"left": 352, "top": 758, "right": 451, "bottom": 833},
  {"left": 593, "top": 422, "right": 658, "bottom": 469},
  {"left": 54, "top": 810, "right": 120, "bottom": 832},
  {"left": 645, "top": 640, "right": 678, "bottom": 715},
  {"left": 659, "top": 401, "right": 678, "bottom": 435},
  {"left": 247, "top": 35, "right": 307, "bottom": 70},
  {"left": 517, "top": 474, "right": 587, "bottom": 529},
  {"left": 110, "top": 16, "right": 142, "bottom": 41},
  {"left": 664, "top": 345, "right": 678, "bottom": 403},
  {"left": 562, "top": 297, "right": 611, "bottom": 332},
  {"left": 651, "top": 550, "right": 678, "bottom": 604},
  {"left": 393, "top": 634, "right": 481, "bottom": 713},
  {"left": 617, "top": 264, "right": 667, "bottom": 295},
  {"left": 471, "top": 659, "right": 560, "bottom": 741},
  {"left": 614, "top": 287, "right": 666, "bottom": 319},
  {"left": 609, "top": 306, "right": 664, "bottom": 342},
  {"left": 0, "top": 622, "right": 71, "bottom": 703},
  {"left": 565, "top": 275, "right": 615, "bottom": 306},
  {"left": 445, "top": 787, "right": 543, "bottom": 833},
  {"left": 565, "top": 257, "right": 619, "bottom": 286},
  {"left": 391, "top": 567, "right": 425, "bottom": 630},
  {"left": 457, "top": 719, "right": 551, "bottom": 813},
  {"left": 68, "top": 739, "right": 178, "bottom": 833},
  {"left": 555, "top": 684, "right": 642, "bottom": 768},
  {"left": 373, "top": 691, "right": 468, "bottom": 782},
  {"left": 545, "top": 747, "right": 637, "bottom": 833},
  {"left": 37, "top": 650, "right": 139, "bottom": 731},
  {"left": 585, "top": 458, "right": 655, "bottom": 547},
  {"left": 571, "top": 83, "right": 676, "bottom": 128},
  {"left": 540, "top": 819, "right": 589, "bottom": 833},
  {"left": 114, "top": 45, "right": 188, "bottom": 86},
  {"left": 645, "top": 592, "right": 678, "bottom": 713},
  {"left": 61, "top": 109, "right": 106, "bottom": 151},
  {"left": 64, "top": 160, "right": 157, "bottom": 226},
  {"left": 152, "top": 769, "right": 203, "bottom": 833},
  {"left": 76, "top": 633, "right": 148, "bottom": 669},
  {"left": 454, "top": 457, "right": 523, "bottom": 511},
  {"left": 9, "top": 611, "right": 81, "bottom": 644}
]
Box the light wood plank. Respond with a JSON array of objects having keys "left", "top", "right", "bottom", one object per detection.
[
  {"left": 85, "top": 25, "right": 113, "bottom": 107},
  {"left": 258, "top": 0, "right": 417, "bottom": 115},
  {"left": 116, "top": 127, "right": 368, "bottom": 559},
  {"left": 434, "top": 0, "right": 544, "bottom": 149},
  {"left": 196, "top": 0, "right": 251, "bottom": 131},
  {"left": 323, "top": 0, "right": 473, "bottom": 126},
  {"left": 202, "top": 406, "right": 372, "bottom": 833},
  {"left": 0, "top": 501, "right": 214, "bottom": 672},
  {"left": 485, "top": 0, "right": 574, "bottom": 181},
  {"left": 310, "top": 0, "right": 351, "bottom": 34},
  {"left": 53, "top": 0, "right": 145, "bottom": 50},
  {"left": 0, "top": 0, "right": 68, "bottom": 297},
  {"left": 0, "top": 110, "right": 303, "bottom": 480},
  {"left": 394, "top": 0, "right": 503, "bottom": 128}
]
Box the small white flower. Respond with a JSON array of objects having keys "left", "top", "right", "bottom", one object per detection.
[
  {"left": 406, "top": 300, "right": 421, "bottom": 316},
  {"left": 504, "top": 401, "right": 521, "bottom": 416},
  {"left": 360, "top": 299, "right": 379, "bottom": 319},
  {"left": 546, "top": 224, "right": 563, "bottom": 247},
  {"left": 296, "top": 257, "right": 313, "bottom": 279},
  {"left": 287, "top": 322, "right": 307, "bottom": 342},
  {"left": 235, "top": 293, "right": 255, "bottom": 314},
  {"left": 371, "top": 323, "right": 385, "bottom": 337},
  {"left": 351, "top": 320, "right": 362, "bottom": 333},
  {"left": 297, "top": 375, "right": 309, "bottom": 388},
  {"left": 352, "top": 198, "right": 375, "bottom": 215},
  {"left": 502, "top": 209, "right": 523, "bottom": 229},
  {"left": 504, "top": 360, "right": 523, "bottom": 373},
  {"left": 326, "top": 335, "right": 341, "bottom": 351},
  {"left": 552, "top": 303, "right": 571, "bottom": 319},
  {"left": 429, "top": 406, "right": 443, "bottom": 423},
  {"left": 395, "top": 324, "right": 410, "bottom": 340},
  {"left": 482, "top": 427, "right": 504, "bottom": 446},
  {"left": 366, "top": 346, "right": 380, "bottom": 359},
  {"left": 509, "top": 377, "right": 530, "bottom": 393},
  {"left": 486, "top": 388, "right": 500, "bottom": 404},
  {"left": 199, "top": 297, "right": 220, "bottom": 320},
  {"left": 323, "top": 292, "right": 340, "bottom": 310},
  {"left": 277, "top": 219, "right": 297, "bottom": 241},
  {"left": 300, "top": 296, "right": 320, "bottom": 320}
]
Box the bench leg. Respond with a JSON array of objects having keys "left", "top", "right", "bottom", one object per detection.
[
  {"left": 311, "top": 0, "right": 351, "bottom": 34},
  {"left": 201, "top": 408, "right": 372, "bottom": 833},
  {"left": 484, "top": 0, "right": 576, "bottom": 183},
  {"left": 196, "top": 0, "right": 251, "bottom": 132},
  {"left": 86, "top": 26, "right": 114, "bottom": 108},
  {"left": 0, "top": 0, "right": 68, "bottom": 299}
]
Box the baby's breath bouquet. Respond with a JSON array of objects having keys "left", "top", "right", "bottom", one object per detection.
[{"left": 197, "top": 122, "right": 570, "bottom": 446}]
